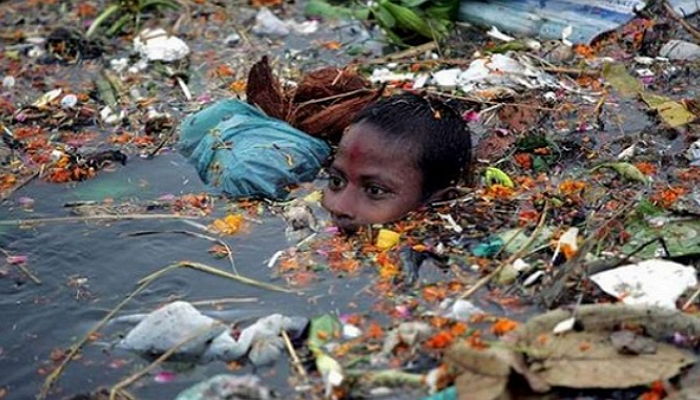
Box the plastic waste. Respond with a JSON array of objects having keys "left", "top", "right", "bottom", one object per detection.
[
  {"left": 376, "top": 229, "right": 400, "bottom": 250},
  {"left": 178, "top": 99, "right": 330, "bottom": 200},
  {"left": 2, "top": 76, "right": 15, "bottom": 89},
  {"left": 118, "top": 301, "right": 308, "bottom": 365},
  {"left": 459, "top": 0, "right": 700, "bottom": 44},
  {"left": 224, "top": 33, "right": 241, "bottom": 47},
  {"left": 660, "top": 40, "right": 700, "bottom": 61},
  {"left": 251, "top": 8, "right": 318, "bottom": 37},
  {"left": 440, "top": 299, "right": 484, "bottom": 321},
  {"left": 175, "top": 374, "right": 273, "bottom": 400},
  {"left": 119, "top": 301, "right": 227, "bottom": 358},
  {"left": 60, "top": 94, "right": 78, "bottom": 109},
  {"left": 252, "top": 8, "right": 290, "bottom": 37},
  {"left": 472, "top": 236, "right": 504, "bottom": 257},
  {"left": 133, "top": 28, "right": 190, "bottom": 62},
  {"left": 688, "top": 140, "right": 700, "bottom": 166},
  {"left": 590, "top": 259, "right": 697, "bottom": 309}
]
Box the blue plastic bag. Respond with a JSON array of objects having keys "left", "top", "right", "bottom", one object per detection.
[{"left": 179, "top": 99, "right": 331, "bottom": 200}]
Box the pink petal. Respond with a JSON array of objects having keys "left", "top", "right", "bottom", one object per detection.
[
  {"left": 157, "top": 194, "right": 177, "bottom": 202},
  {"left": 18, "top": 197, "right": 34, "bottom": 207},
  {"left": 154, "top": 371, "right": 176, "bottom": 383},
  {"left": 462, "top": 110, "right": 480, "bottom": 122},
  {"left": 394, "top": 304, "right": 412, "bottom": 319},
  {"left": 7, "top": 255, "right": 27, "bottom": 265}
]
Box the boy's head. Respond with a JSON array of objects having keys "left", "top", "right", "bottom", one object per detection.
[{"left": 322, "top": 93, "right": 471, "bottom": 231}]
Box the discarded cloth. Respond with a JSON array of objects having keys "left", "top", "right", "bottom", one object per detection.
[{"left": 178, "top": 99, "right": 331, "bottom": 200}]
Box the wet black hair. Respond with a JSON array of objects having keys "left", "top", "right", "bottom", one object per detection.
[{"left": 351, "top": 92, "right": 471, "bottom": 199}]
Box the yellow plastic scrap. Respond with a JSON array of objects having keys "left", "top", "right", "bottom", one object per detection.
[
  {"left": 303, "top": 190, "right": 323, "bottom": 203},
  {"left": 211, "top": 213, "right": 245, "bottom": 235},
  {"left": 376, "top": 229, "right": 400, "bottom": 250}
]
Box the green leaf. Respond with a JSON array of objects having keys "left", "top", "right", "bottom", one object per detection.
[
  {"left": 622, "top": 219, "right": 700, "bottom": 258},
  {"left": 373, "top": 5, "right": 397, "bottom": 29},
  {"left": 484, "top": 167, "right": 514, "bottom": 188},
  {"left": 308, "top": 314, "right": 341, "bottom": 353},
  {"left": 400, "top": 0, "right": 429, "bottom": 8},
  {"left": 305, "top": 0, "right": 369, "bottom": 20},
  {"left": 640, "top": 92, "right": 697, "bottom": 128},
  {"left": 635, "top": 198, "right": 664, "bottom": 217},
  {"left": 602, "top": 63, "right": 642, "bottom": 98},
  {"left": 591, "top": 162, "right": 649, "bottom": 183},
  {"left": 425, "top": 0, "right": 459, "bottom": 20},
  {"left": 380, "top": 0, "right": 435, "bottom": 39}
]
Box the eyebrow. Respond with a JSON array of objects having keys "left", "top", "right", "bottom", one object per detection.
[{"left": 331, "top": 162, "right": 401, "bottom": 189}]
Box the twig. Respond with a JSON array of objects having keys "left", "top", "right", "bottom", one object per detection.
[
  {"left": 425, "top": 90, "right": 563, "bottom": 111},
  {"left": 147, "top": 125, "right": 177, "bottom": 158},
  {"left": 361, "top": 41, "right": 438, "bottom": 64},
  {"left": 39, "top": 277, "right": 153, "bottom": 399},
  {"left": 189, "top": 296, "right": 258, "bottom": 306},
  {"left": 124, "top": 230, "right": 238, "bottom": 275},
  {"left": 0, "top": 170, "right": 39, "bottom": 202},
  {"left": 0, "top": 213, "right": 200, "bottom": 226},
  {"left": 459, "top": 203, "right": 549, "bottom": 300},
  {"left": 109, "top": 324, "right": 219, "bottom": 400},
  {"left": 16, "top": 263, "right": 41, "bottom": 284},
  {"left": 663, "top": 0, "right": 700, "bottom": 43},
  {"left": 282, "top": 330, "right": 308, "bottom": 380},
  {"left": 0, "top": 247, "right": 41, "bottom": 284},
  {"left": 683, "top": 286, "right": 700, "bottom": 311},
  {"left": 137, "top": 261, "right": 296, "bottom": 294},
  {"left": 346, "top": 369, "right": 425, "bottom": 386},
  {"left": 541, "top": 66, "right": 600, "bottom": 76},
  {"left": 165, "top": 66, "right": 192, "bottom": 101}
]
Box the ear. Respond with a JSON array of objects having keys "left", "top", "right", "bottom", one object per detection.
[{"left": 424, "top": 187, "right": 462, "bottom": 204}]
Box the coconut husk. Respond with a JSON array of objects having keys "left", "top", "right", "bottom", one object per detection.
[
  {"left": 292, "top": 67, "right": 369, "bottom": 103},
  {"left": 295, "top": 91, "right": 379, "bottom": 140},
  {"left": 245, "top": 56, "right": 380, "bottom": 142},
  {"left": 245, "top": 56, "right": 289, "bottom": 121}
]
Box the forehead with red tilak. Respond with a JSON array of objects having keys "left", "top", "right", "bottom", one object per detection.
[
  {"left": 337, "top": 124, "right": 392, "bottom": 178},
  {"left": 334, "top": 122, "right": 421, "bottom": 188}
]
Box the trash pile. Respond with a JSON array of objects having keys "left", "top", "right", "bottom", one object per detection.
[{"left": 0, "top": 0, "right": 699, "bottom": 399}]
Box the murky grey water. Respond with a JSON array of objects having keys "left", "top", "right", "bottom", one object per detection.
[{"left": 0, "top": 152, "right": 379, "bottom": 399}]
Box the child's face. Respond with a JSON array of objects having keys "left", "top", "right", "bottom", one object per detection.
[{"left": 322, "top": 122, "right": 424, "bottom": 232}]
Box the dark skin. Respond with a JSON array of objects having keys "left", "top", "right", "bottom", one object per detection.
[{"left": 322, "top": 122, "right": 426, "bottom": 232}]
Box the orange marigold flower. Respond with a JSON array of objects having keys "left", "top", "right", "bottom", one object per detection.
[
  {"left": 559, "top": 180, "right": 586, "bottom": 195},
  {"left": 425, "top": 331, "right": 454, "bottom": 349},
  {"left": 491, "top": 318, "right": 519, "bottom": 336},
  {"left": 652, "top": 186, "right": 687, "bottom": 208},
  {"left": 376, "top": 252, "right": 399, "bottom": 280},
  {"left": 365, "top": 322, "right": 384, "bottom": 339},
  {"left": 513, "top": 153, "right": 532, "bottom": 169},
  {"left": 422, "top": 285, "right": 448, "bottom": 303},
  {"left": 634, "top": 162, "right": 657, "bottom": 176},
  {"left": 484, "top": 184, "right": 514, "bottom": 199}
]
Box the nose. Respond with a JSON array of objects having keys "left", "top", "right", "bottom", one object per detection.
[{"left": 322, "top": 188, "right": 356, "bottom": 226}]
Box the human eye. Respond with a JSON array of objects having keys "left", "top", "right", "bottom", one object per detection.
[
  {"left": 364, "top": 184, "right": 390, "bottom": 200},
  {"left": 328, "top": 172, "right": 346, "bottom": 191}
]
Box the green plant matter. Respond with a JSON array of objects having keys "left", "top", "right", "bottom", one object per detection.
[
  {"left": 372, "top": 0, "right": 459, "bottom": 43},
  {"left": 305, "top": 0, "right": 459, "bottom": 45},
  {"left": 86, "top": 0, "right": 181, "bottom": 38}
]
